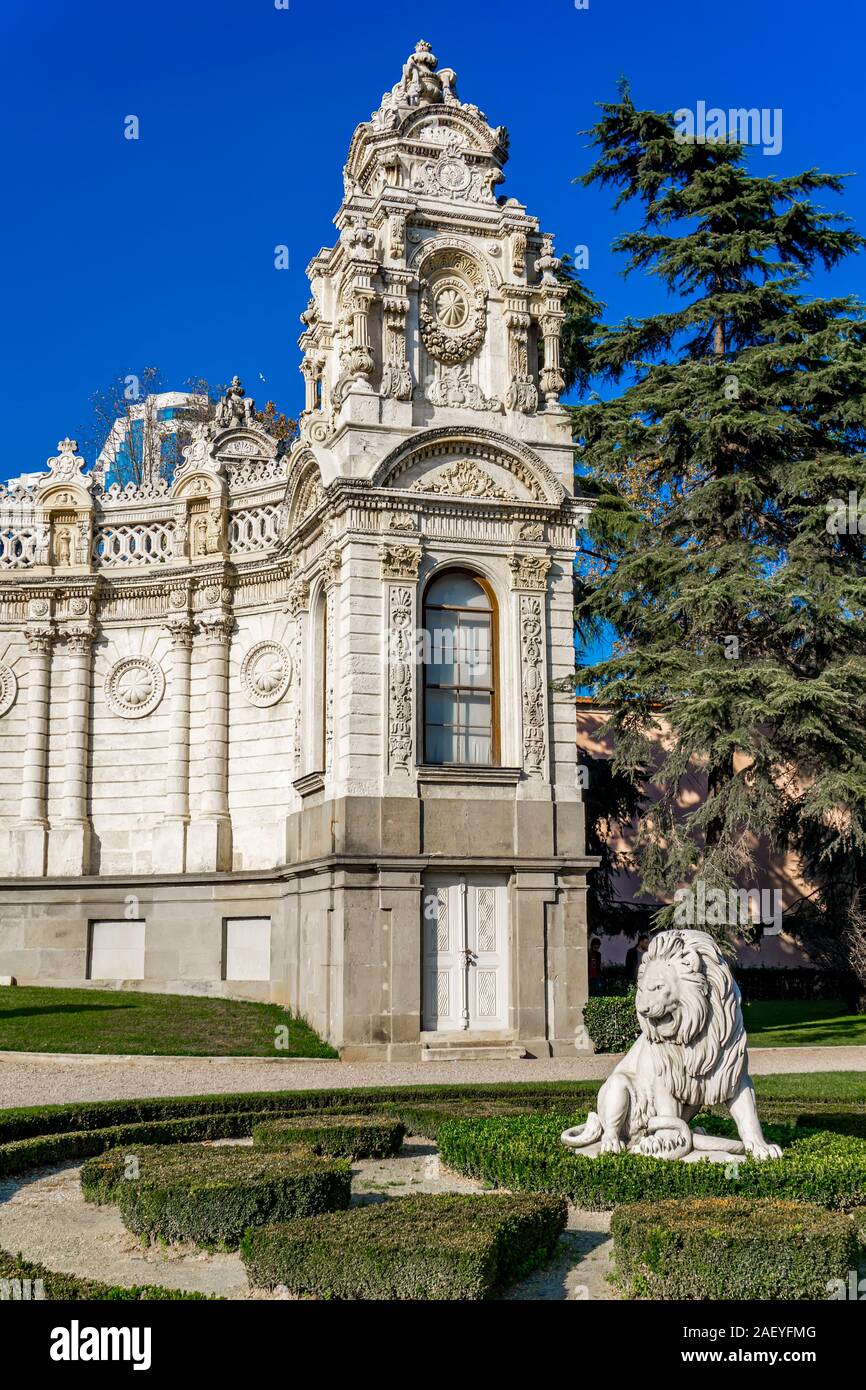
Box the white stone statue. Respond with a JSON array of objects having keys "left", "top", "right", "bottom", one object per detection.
[{"left": 562, "top": 929, "right": 783, "bottom": 1162}]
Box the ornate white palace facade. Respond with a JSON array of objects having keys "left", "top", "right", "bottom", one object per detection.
[{"left": 0, "top": 42, "right": 594, "bottom": 1058}]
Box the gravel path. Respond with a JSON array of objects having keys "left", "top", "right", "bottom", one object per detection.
[
  {"left": 0, "top": 1046, "right": 863, "bottom": 1110},
  {"left": 0, "top": 1138, "right": 616, "bottom": 1301}
]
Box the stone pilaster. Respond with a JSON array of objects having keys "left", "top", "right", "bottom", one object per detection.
[
  {"left": 47, "top": 623, "right": 95, "bottom": 876},
  {"left": 510, "top": 555, "right": 552, "bottom": 783},
  {"left": 380, "top": 543, "right": 422, "bottom": 782},
  {"left": 152, "top": 618, "right": 193, "bottom": 873},
  {"left": 321, "top": 549, "right": 342, "bottom": 776},
  {"left": 286, "top": 578, "right": 310, "bottom": 781},
  {"left": 13, "top": 623, "right": 54, "bottom": 876},
  {"left": 186, "top": 613, "right": 234, "bottom": 872}
]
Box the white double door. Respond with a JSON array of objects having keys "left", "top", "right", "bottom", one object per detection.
[{"left": 422, "top": 874, "right": 509, "bottom": 1033}]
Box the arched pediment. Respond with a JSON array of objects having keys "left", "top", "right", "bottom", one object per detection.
[
  {"left": 285, "top": 453, "right": 326, "bottom": 531},
  {"left": 211, "top": 425, "right": 277, "bottom": 462},
  {"left": 372, "top": 428, "right": 564, "bottom": 505}
]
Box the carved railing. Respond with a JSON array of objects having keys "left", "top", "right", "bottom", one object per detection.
[
  {"left": 92, "top": 520, "right": 176, "bottom": 567},
  {"left": 229, "top": 504, "right": 282, "bottom": 555},
  {"left": 0, "top": 527, "right": 39, "bottom": 569}
]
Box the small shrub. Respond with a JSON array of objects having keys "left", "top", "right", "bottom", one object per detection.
[
  {"left": 612, "top": 1197, "right": 859, "bottom": 1300},
  {"left": 0, "top": 1249, "right": 209, "bottom": 1300},
  {"left": 437, "top": 1113, "right": 866, "bottom": 1211},
  {"left": 241, "top": 1192, "right": 567, "bottom": 1300},
  {"left": 252, "top": 1114, "right": 405, "bottom": 1160},
  {"left": 582, "top": 992, "right": 639, "bottom": 1053},
  {"left": 81, "top": 1143, "right": 350, "bottom": 1249}
]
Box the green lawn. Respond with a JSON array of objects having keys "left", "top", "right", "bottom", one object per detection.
[
  {"left": 743, "top": 998, "right": 866, "bottom": 1049},
  {"left": 0, "top": 987, "right": 338, "bottom": 1058},
  {"left": 754, "top": 1071, "right": 866, "bottom": 1102}
]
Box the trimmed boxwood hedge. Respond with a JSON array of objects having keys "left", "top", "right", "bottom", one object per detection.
[
  {"left": 0, "top": 1248, "right": 210, "bottom": 1300},
  {"left": 241, "top": 1192, "right": 567, "bottom": 1300},
  {"left": 582, "top": 992, "right": 640, "bottom": 1053},
  {"left": 611, "top": 1197, "right": 860, "bottom": 1300},
  {"left": 252, "top": 1113, "right": 405, "bottom": 1160},
  {"left": 81, "top": 1143, "right": 351, "bottom": 1249},
  {"left": 0, "top": 1082, "right": 605, "bottom": 1146},
  {"left": 437, "top": 1113, "right": 866, "bottom": 1211}
]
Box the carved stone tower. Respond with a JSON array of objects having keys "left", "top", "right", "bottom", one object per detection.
[{"left": 0, "top": 40, "right": 594, "bottom": 1059}]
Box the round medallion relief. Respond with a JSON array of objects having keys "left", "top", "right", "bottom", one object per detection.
[
  {"left": 0, "top": 663, "right": 18, "bottom": 718},
  {"left": 105, "top": 656, "right": 166, "bottom": 720},
  {"left": 240, "top": 640, "right": 292, "bottom": 708}
]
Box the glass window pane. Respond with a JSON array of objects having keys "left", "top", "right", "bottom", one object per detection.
[
  {"left": 425, "top": 688, "right": 456, "bottom": 726},
  {"left": 426, "top": 724, "right": 457, "bottom": 764},
  {"left": 460, "top": 692, "right": 492, "bottom": 731},
  {"left": 426, "top": 571, "right": 490, "bottom": 611},
  {"left": 462, "top": 731, "right": 491, "bottom": 764},
  {"left": 427, "top": 612, "right": 458, "bottom": 685},
  {"left": 457, "top": 616, "right": 491, "bottom": 686}
]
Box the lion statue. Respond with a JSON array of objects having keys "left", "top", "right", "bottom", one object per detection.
[{"left": 562, "top": 929, "right": 782, "bottom": 1162}]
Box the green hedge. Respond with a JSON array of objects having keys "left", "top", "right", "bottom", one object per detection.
[
  {"left": 438, "top": 1113, "right": 866, "bottom": 1211},
  {"left": 241, "top": 1192, "right": 567, "bottom": 1300},
  {"left": 611, "top": 1197, "right": 860, "bottom": 1300},
  {"left": 0, "top": 1082, "right": 604, "bottom": 1145},
  {"left": 253, "top": 1113, "right": 406, "bottom": 1160},
  {"left": 81, "top": 1143, "right": 351, "bottom": 1249},
  {"left": 582, "top": 992, "right": 639, "bottom": 1053},
  {"left": 0, "top": 1248, "right": 210, "bottom": 1301}
]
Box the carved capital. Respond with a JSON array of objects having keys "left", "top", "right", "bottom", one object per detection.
[
  {"left": 286, "top": 578, "right": 311, "bottom": 617},
  {"left": 64, "top": 624, "right": 96, "bottom": 655},
  {"left": 379, "top": 543, "right": 423, "bottom": 581},
  {"left": 197, "top": 615, "right": 235, "bottom": 645},
  {"left": 509, "top": 553, "right": 551, "bottom": 591},
  {"left": 321, "top": 547, "right": 342, "bottom": 589},
  {"left": 165, "top": 618, "right": 194, "bottom": 650},
  {"left": 23, "top": 623, "right": 54, "bottom": 656}
]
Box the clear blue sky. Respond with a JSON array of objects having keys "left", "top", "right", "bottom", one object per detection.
[{"left": 1, "top": 0, "right": 862, "bottom": 478}]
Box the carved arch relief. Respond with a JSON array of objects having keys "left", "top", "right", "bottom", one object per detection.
[{"left": 373, "top": 428, "right": 564, "bottom": 505}]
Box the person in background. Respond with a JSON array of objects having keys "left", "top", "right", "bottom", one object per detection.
[
  {"left": 588, "top": 936, "right": 603, "bottom": 995},
  {"left": 625, "top": 933, "right": 650, "bottom": 984}
]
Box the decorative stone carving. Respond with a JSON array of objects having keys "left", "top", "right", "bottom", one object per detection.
[
  {"left": 379, "top": 543, "right": 422, "bottom": 581},
  {"left": 44, "top": 439, "right": 90, "bottom": 490},
  {"left": 286, "top": 578, "right": 311, "bottom": 618},
  {"left": 518, "top": 521, "right": 545, "bottom": 542},
  {"left": 387, "top": 512, "right": 418, "bottom": 532},
  {"left": 505, "top": 310, "right": 538, "bottom": 414},
  {"left": 104, "top": 655, "right": 166, "bottom": 720},
  {"left": 381, "top": 287, "right": 413, "bottom": 401},
  {"left": 321, "top": 547, "right": 342, "bottom": 588},
  {"left": 0, "top": 662, "right": 18, "bottom": 717},
  {"left": 425, "top": 365, "right": 500, "bottom": 412},
  {"left": 509, "top": 553, "right": 551, "bottom": 590},
  {"left": 414, "top": 136, "right": 502, "bottom": 204},
  {"left": 387, "top": 585, "right": 414, "bottom": 774},
  {"left": 370, "top": 40, "right": 460, "bottom": 132},
  {"left": 561, "top": 930, "right": 784, "bottom": 1162},
  {"left": 519, "top": 595, "right": 546, "bottom": 776},
  {"left": 215, "top": 377, "right": 255, "bottom": 430},
  {"left": 419, "top": 276, "right": 487, "bottom": 365},
  {"left": 411, "top": 459, "right": 514, "bottom": 501},
  {"left": 239, "top": 640, "right": 293, "bottom": 708}
]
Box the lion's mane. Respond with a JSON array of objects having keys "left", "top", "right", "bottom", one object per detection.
[{"left": 638, "top": 930, "right": 747, "bottom": 1108}]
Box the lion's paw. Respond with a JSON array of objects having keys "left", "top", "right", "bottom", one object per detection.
[
  {"left": 745, "top": 1140, "right": 783, "bottom": 1161},
  {"left": 634, "top": 1130, "right": 684, "bottom": 1158},
  {"left": 600, "top": 1134, "right": 626, "bottom": 1154}
]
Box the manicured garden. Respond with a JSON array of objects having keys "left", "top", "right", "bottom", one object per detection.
[
  {"left": 583, "top": 991, "right": 866, "bottom": 1053},
  {"left": 0, "top": 1073, "right": 864, "bottom": 1300},
  {"left": 0, "top": 986, "right": 337, "bottom": 1058}
]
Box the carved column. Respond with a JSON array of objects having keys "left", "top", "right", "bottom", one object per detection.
[
  {"left": 538, "top": 309, "right": 566, "bottom": 408},
  {"left": 286, "top": 578, "right": 310, "bottom": 781},
  {"left": 186, "top": 612, "right": 234, "bottom": 872},
  {"left": 380, "top": 543, "right": 422, "bottom": 779},
  {"left": 505, "top": 305, "right": 538, "bottom": 414},
  {"left": 152, "top": 617, "right": 193, "bottom": 873},
  {"left": 510, "top": 555, "right": 552, "bottom": 782},
  {"left": 381, "top": 274, "right": 413, "bottom": 402},
  {"left": 14, "top": 623, "right": 54, "bottom": 876},
  {"left": 322, "top": 549, "right": 342, "bottom": 775},
  {"left": 48, "top": 623, "right": 95, "bottom": 876}
]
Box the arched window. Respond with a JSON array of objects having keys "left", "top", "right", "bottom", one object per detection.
[{"left": 423, "top": 569, "right": 497, "bottom": 765}]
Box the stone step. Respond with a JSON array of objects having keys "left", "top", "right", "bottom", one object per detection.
[{"left": 421, "top": 1043, "right": 527, "bottom": 1062}]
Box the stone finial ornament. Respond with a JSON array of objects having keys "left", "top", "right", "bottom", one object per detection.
[
  {"left": 561, "top": 929, "right": 783, "bottom": 1162},
  {"left": 371, "top": 40, "right": 460, "bottom": 130}
]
